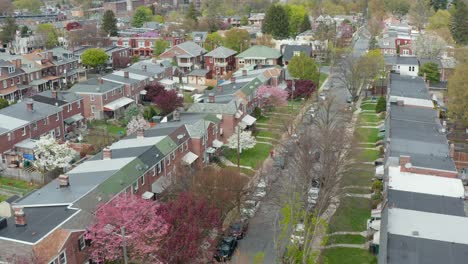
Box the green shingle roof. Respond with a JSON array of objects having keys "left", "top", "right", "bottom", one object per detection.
[
  {"left": 155, "top": 136, "right": 178, "bottom": 155},
  {"left": 236, "top": 45, "right": 281, "bottom": 59},
  {"left": 98, "top": 157, "right": 146, "bottom": 195}
]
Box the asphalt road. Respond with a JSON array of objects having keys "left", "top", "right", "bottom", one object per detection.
[{"left": 231, "top": 30, "right": 370, "bottom": 264}]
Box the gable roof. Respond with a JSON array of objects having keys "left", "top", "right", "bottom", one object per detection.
[
  {"left": 177, "top": 41, "right": 207, "bottom": 57},
  {"left": 282, "top": 45, "right": 312, "bottom": 62},
  {"left": 236, "top": 45, "right": 281, "bottom": 59},
  {"left": 205, "top": 46, "right": 237, "bottom": 58}
]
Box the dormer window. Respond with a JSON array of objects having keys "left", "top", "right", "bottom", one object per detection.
[
  {"left": 293, "top": 51, "right": 300, "bottom": 56},
  {"left": 8, "top": 66, "right": 15, "bottom": 74}
]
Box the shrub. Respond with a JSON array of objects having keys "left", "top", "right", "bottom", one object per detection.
[
  {"left": 206, "top": 85, "right": 214, "bottom": 90},
  {"left": 375, "top": 96, "right": 386, "bottom": 113},
  {"left": 253, "top": 107, "right": 262, "bottom": 118},
  {"left": 372, "top": 180, "right": 383, "bottom": 192}
]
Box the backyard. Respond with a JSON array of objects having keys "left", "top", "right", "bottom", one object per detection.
[{"left": 0, "top": 176, "right": 38, "bottom": 196}]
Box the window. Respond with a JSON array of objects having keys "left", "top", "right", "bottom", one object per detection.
[
  {"left": 171, "top": 151, "right": 175, "bottom": 160},
  {"left": 44, "top": 117, "right": 48, "bottom": 125},
  {"left": 112, "top": 89, "right": 116, "bottom": 96},
  {"left": 138, "top": 41, "right": 145, "bottom": 48},
  {"left": 409, "top": 66, "right": 412, "bottom": 71},
  {"left": 103, "top": 93, "right": 107, "bottom": 100},
  {"left": 8, "top": 66, "right": 15, "bottom": 74},
  {"left": 33, "top": 122, "right": 37, "bottom": 131},
  {"left": 10, "top": 79, "right": 13, "bottom": 85},
  {"left": 141, "top": 175, "right": 145, "bottom": 186},
  {"left": 78, "top": 235, "right": 86, "bottom": 251},
  {"left": 412, "top": 66, "right": 415, "bottom": 71},
  {"left": 36, "top": 72, "right": 40, "bottom": 79},
  {"left": 123, "top": 41, "right": 129, "bottom": 47},
  {"left": 22, "top": 127, "right": 26, "bottom": 136},
  {"left": 119, "top": 88, "right": 122, "bottom": 94},
  {"left": 112, "top": 41, "right": 117, "bottom": 46},
  {"left": 157, "top": 161, "right": 162, "bottom": 174},
  {"left": 91, "top": 105, "right": 96, "bottom": 113},
  {"left": 153, "top": 166, "right": 156, "bottom": 176},
  {"left": 90, "top": 94, "right": 95, "bottom": 101},
  {"left": 2, "top": 80, "right": 6, "bottom": 88},
  {"left": 293, "top": 51, "right": 300, "bottom": 56},
  {"left": 68, "top": 104, "right": 72, "bottom": 112},
  {"left": 77, "top": 101, "right": 81, "bottom": 108},
  {"left": 179, "top": 145, "right": 183, "bottom": 153},
  {"left": 132, "top": 180, "right": 138, "bottom": 193},
  {"left": 7, "top": 133, "right": 11, "bottom": 141},
  {"left": 184, "top": 142, "right": 188, "bottom": 151},
  {"left": 49, "top": 251, "right": 67, "bottom": 264},
  {"left": 167, "top": 156, "right": 171, "bottom": 166},
  {"left": 56, "top": 127, "right": 61, "bottom": 137}
]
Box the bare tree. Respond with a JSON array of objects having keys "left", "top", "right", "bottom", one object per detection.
[
  {"left": 272, "top": 97, "right": 354, "bottom": 263},
  {"left": 335, "top": 54, "right": 367, "bottom": 101}
]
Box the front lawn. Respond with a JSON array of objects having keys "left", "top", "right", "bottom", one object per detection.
[
  {"left": 341, "top": 166, "right": 374, "bottom": 187},
  {"left": 256, "top": 130, "right": 280, "bottom": 139},
  {"left": 355, "top": 128, "right": 380, "bottom": 143},
  {"left": 359, "top": 114, "right": 381, "bottom": 124},
  {"left": 88, "top": 120, "right": 126, "bottom": 136},
  {"left": 360, "top": 103, "right": 377, "bottom": 111},
  {"left": 328, "top": 197, "right": 372, "bottom": 233},
  {"left": 223, "top": 143, "right": 273, "bottom": 169},
  {"left": 0, "top": 194, "right": 8, "bottom": 202},
  {"left": 326, "top": 234, "right": 367, "bottom": 245},
  {"left": 344, "top": 187, "right": 372, "bottom": 194},
  {"left": 323, "top": 248, "right": 377, "bottom": 264}
]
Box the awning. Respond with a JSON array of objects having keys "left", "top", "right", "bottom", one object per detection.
[
  {"left": 241, "top": 114, "right": 256, "bottom": 126},
  {"left": 140, "top": 90, "right": 147, "bottom": 95},
  {"left": 103, "top": 97, "right": 134, "bottom": 111},
  {"left": 151, "top": 176, "right": 171, "bottom": 194},
  {"left": 182, "top": 151, "right": 198, "bottom": 165},
  {"left": 206, "top": 147, "right": 216, "bottom": 154},
  {"left": 29, "top": 79, "right": 48, "bottom": 86},
  {"left": 212, "top": 139, "right": 223, "bottom": 148},
  {"left": 142, "top": 191, "right": 154, "bottom": 200},
  {"left": 15, "top": 139, "right": 38, "bottom": 150},
  {"left": 64, "top": 114, "right": 84, "bottom": 125}
]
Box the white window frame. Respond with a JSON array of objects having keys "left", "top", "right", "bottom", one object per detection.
[
  {"left": 167, "top": 156, "right": 171, "bottom": 166},
  {"left": 56, "top": 113, "right": 59, "bottom": 121},
  {"left": 103, "top": 93, "right": 108, "bottom": 100},
  {"left": 132, "top": 180, "right": 139, "bottom": 193},
  {"left": 90, "top": 94, "right": 95, "bottom": 101},
  {"left": 153, "top": 166, "right": 156, "bottom": 176},
  {"left": 141, "top": 175, "right": 145, "bottom": 186},
  {"left": 56, "top": 127, "right": 61, "bottom": 137},
  {"left": 78, "top": 235, "right": 86, "bottom": 251},
  {"left": 22, "top": 127, "right": 26, "bottom": 136},
  {"left": 7, "top": 133, "right": 11, "bottom": 141},
  {"left": 91, "top": 105, "right": 96, "bottom": 113},
  {"left": 171, "top": 151, "right": 175, "bottom": 160},
  {"left": 157, "top": 161, "right": 162, "bottom": 174},
  {"left": 184, "top": 141, "right": 188, "bottom": 151},
  {"left": 77, "top": 100, "right": 81, "bottom": 108},
  {"left": 68, "top": 104, "right": 72, "bottom": 112},
  {"left": 58, "top": 251, "right": 66, "bottom": 264}
]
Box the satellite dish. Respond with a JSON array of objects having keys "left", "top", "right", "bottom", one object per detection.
[{"left": 404, "top": 163, "right": 412, "bottom": 169}]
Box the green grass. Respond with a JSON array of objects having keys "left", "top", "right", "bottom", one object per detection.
[
  {"left": 356, "top": 149, "right": 380, "bottom": 162},
  {"left": 355, "top": 128, "right": 380, "bottom": 143},
  {"left": 359, "top": 114, "right": 381, "bottom": 123},
  {"left": 240, "top": 168, "right": 256, "bottom": 177},
  {"left": 341, "top": 166, "right": 374, "bottom": 187},
  {"left": 256, "top": 130, "right": 280, "bottom": 139},
  {"left": 0, "top": 177, "right": 36, "bottom": 191},
  {"left": 223, "top": 143, "right": 273, "bottom": 169},
  {"left": 326, "top": 234, "right": 367, "bottom": 245},
  {"left": 256, "top": 115, "right": 270, "bottom": 123},
  {"left": 183, "top": 91, "right": 194, "bottom": 104},
  {"left": 89, "top": 120, "right": 126, "bottom": 136},
  {"left": 319, "top": 72, "right": 329, "bottom": 88},
  {"left": 360, "top": 103, "right": 377, "bottom": 111},
  {"left": 345, "top": 187, "right": 372, "bottom": 194},
  {"left": 323, "top": 248, "right": 377, "bottom": 264},
  {"left": 328, "top": 197, "right": 372, "bottom": 233},
  {"left": 0, "top": 194, "right": 8, "bottom": 202}
]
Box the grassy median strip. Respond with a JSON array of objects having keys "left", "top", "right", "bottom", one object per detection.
[
  {"left": 224, "top": 143, "right": 273, "bottom": 169},
  {"left": 323, "top": 248, "right": 377, "bottom": 264},
  {"left": 328, "top": 197, "right": 372, "bottom": 233}
]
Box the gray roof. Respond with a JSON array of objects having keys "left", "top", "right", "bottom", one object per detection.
[
  {"left": 204, "top": 46, "right": 237, "bottom": 58},
  {"left": 282, "top": 45, "right": 312, "bottom": 62},
  {"left": 419, "top": 58, "right": 442, "bottom": 68},
  {"left": 0, "top": 101, "right": 60, "bottom": 133},
  {"left": 388, "top": 74, "right": 431, "bottom": 100},
  {"left": 129, "top": 60, "right": 169, "bottom": 76},
  {"left": 378, "top": 37, "right": 396, "bottom": 49},
  {"left": 102, "top": 73, "right": 141, "bottom": 85},
  {"left": 188, "top": 69, "right": 210, "bottom": 77},
  {"left": 388, "top": 189, "right": 465, "bottom": 216},
  {"left": 192, "top": 31, "right": 208, "bottom": 43},
  {"left": 385, "top": 56, "right": 419, "bottom": 66},
  {"left": 0, "top": 206, "right": 78, "bottom": 243},
  {"left": 69, "top": 78, "right": 123, "bottom": 94},
  {"left": 387, "top": 104, "right": 456, "bottom": 172},
  {"left": 177, "top": 41, "right": 207, "bottom": 57},
  {"left": 187, "top": 99, "right": 239, "bottom": 115},
  {"left": 32, "top": 91, "right": 81, "bottom": 107}
]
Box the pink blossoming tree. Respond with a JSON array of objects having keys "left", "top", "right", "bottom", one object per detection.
[
  {"left": 126, "top": 115, "right": 150, "bottom": 135},
  {"left": 86, "top": 195, "right": 169, "bottom": 263},
  {"left": 256, "top": 85, "right": 289, "bottom": 111}
]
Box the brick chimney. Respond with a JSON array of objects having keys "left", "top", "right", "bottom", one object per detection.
[
  {"left": 124, "top": 71, "right": 129, "bottom": 78},
  {"left": 103, "top": 147, "right": 112, "bottom": 160},
  {"left": 13, "top": 206, "right": 26, "bottom": 227},
  {"left": 14, "top": 59, "right": 22, "bottom": 69},
  {"left": 26, "top": 101, "right": 33, "bottom": 112},
  {"left": 137, "top": 128, "right": 145, "bottom": 138},
  {"left": 47, "top": 51, "right": 54, "bottom": 62},
  {"left": 242, "top": 69, "right": 248, "bottom": 76},
  {"left": 450, "top": 143, "right": 455, "bottom": 158},
  {"left": 98, "top": 78, "right": 104, "bottom": 85},
  {"left": 58, "top": 174, "right": 69, "bottom": 187},
  {"left": 399, "top": 155, "right": 411, "bottom": 170},
  {"left": 51, "top": 89, "right": 58, "bottom": 99},
  {"left": 208, "top": 93, "right": 215, "bottom": 103}
]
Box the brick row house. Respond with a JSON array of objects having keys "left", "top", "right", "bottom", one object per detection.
[
  {"left": 0, "top": 109, "right": 224, "bottom": 263},
  {"left": 236, "top": 45, "right": 282, "bottom": 69},
  {"left": 110, "top": 35, "right": 185, "bottom": 57},
  {"left": 159, "top": 41, "right": 207, "bottom": 73},
  {"left": 72, "top": 46, "right": 132, "bottom": 69},
  {"left": 204, "top": 46, "right": 237, "bottom": 78},
  {"left": 0, "top": 91, "right": 85, "bottom": 168}
]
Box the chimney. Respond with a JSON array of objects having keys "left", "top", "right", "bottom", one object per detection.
[
  {"left": 58, "top": 174, "right": 69, "bottom": 187},
  {"left": 208, "top": 93, "right": 215, "bottom": 103},
  {"left": 103, "top": 147, "right": 112, "bottom": 160},
  {"left": 242, "top": 69, "right": 248, "bottom": 76},
  {"left": 137, "top": 128, "right": 145, "bottom": 138},
  {"left": 399, "top": 155, "right": 411, "bottom": 168},
  {"left": 231, "top": 76, "right": 236, "bottom": 84},
  {"left": 272, "top": 76, "right": 278, "bottom": 87},
  {"left": 450, "top": 143, "right": 455, "bottom": 158},
  {"left": 124, "top": 71, "right": 129, "bottom": 78},
  {"left": 98, "top": 78, "right": 104, "bottom": 85},
  {"left": 51, "top": 89, "right": 58, "bottom": 99},
  {"left": 13, "top": 206, "right": 26, "bottom": 227},
  {"left": 26, "top": 101, "right": 33, "bottom": 112},
  {"left": 396, "top": 99, "right": 404, "bottom": 106},
  {"left": 173, "top": 109, "right": 180, "bottom": 121},
  {"left": 47, "top": 51, "right": 54, "bottom": 62},
  {"left": 14, "top": 59, "right": 21, "bottom": 69}
]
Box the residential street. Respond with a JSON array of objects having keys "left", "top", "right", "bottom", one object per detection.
[{"left": 232, "top": 30, "right": 370, "bottom": 264}]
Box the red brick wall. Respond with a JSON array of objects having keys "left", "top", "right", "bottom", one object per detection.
[
  {"left": 453, "top": 151, "right": 468, "bottom": 171},
  {"left": 78, "top": 94, "right": 102, "bottom": 119},
  {"left": 61, "top": 99, "right": 85, "bottom": 120},
  {"left": 400, "top": 165, "right": 458, "bottom": 178},
  {"left": 60, "top": 231, "right": 89, "bottom": 264}
]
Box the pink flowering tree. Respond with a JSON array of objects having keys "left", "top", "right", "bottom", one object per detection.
[
  {"left": 86, "top": 195, "right": 169, "bottom": 263},
  {"left": 126, "top": 115, "right": 150, "bottom": 135},
  {"left": 159, "top": 192, "right": 221, "bottom": 264},
  {"left": 256, "top": 85, "right": 289, "bottom": 111}
]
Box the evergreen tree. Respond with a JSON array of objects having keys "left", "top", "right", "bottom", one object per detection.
[
  {"left": 0, "top": 16, "right": 17, "bottom": 44},
  {"left": 262, "top": 4, "right": 289, "bottom": 39},
  {"left": 132, "top": 6, "right": 152, "bottom": 27},
  {"left": 20, "top": 25, "right": 29, "bottom": 37},
  {"left": 102, "top": 10, "right": 118, "bottom": 37},
  {"left": 431, "top": 0, "right": 447, "bottom": 10},
  {"left": 300, "top": 14, "right": 311, "bottom": 33},
  {"left": 450, "top": 1, "right": 468, "bottom": 45}
]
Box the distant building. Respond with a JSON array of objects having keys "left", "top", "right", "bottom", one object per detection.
[
  {"left": 159, "top": 41, "right": 207, "bottom": 73},
  {"left": 236, "top": 45, "right": 282, "bottom": 69},
  {"left": 204, "top": 46, "right": 237, "bottom": 77}
]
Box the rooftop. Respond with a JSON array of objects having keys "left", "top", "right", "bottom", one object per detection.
[
  {"left": 69, "top": 78, "right": 123, "bottom": 94},
  {"left": 385, "top": 56, "right": 419, "bottom": 66},
  {"left": 204, "top": 46, "right": 237, "bottom": 58},
  {"left": 0, "top": 101, "right": 60, "bottom": 134},
  {"left": 236, "top": 45, "right": 282, "bottom": 59},
  {"left": 389, "top": 73, "right": 431, "bottom": 100},
  {"left": 282, "top": 45, "right": 312, "bottom": 62},
  {"left": 32, "top": 91, "right": 81, "bottom": 107}
]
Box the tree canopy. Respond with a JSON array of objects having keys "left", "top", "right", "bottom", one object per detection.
[
  {"left": 0, "top": 98, "right": 9, "bottom": 110},
  {"left": 153, "top": 90, "right": 183, "bottom": 115},
  {"left": 224, "top": 28, "right": 250, "bottom": 52},
  {"left": 0, "top": 16, "right": 17, "bottom": 44},
  {"left": 385, "top": 0, "right": 411, "bottom": 20},
  {"left": 288, "top": 52, "right": 319, "bottom": 82},
  {"left": 427, "top": 9, "right": 451, "bottom": 29},
  {"left": 285, "top": 4, "right": 308, "bottom": 37},
  {"left": 13, "top": 0, "right": 42, "bottom": 14},
  {"left": 263, "top": 4, "right": 290, "bottom": 39},
  {"left": 153, "top": 39, "right": 169, "bottom": 57},
  {"left": 447, "top": 62, "right": 468, "bottom": 126},
  {"left": 450, "top": 1, "right": 468, "bottom": 45},
  {"left": 33, "top": 135, "right": 77, "bottom": 172},
  {"left": 204, "top": 32, "right": 224, "bottom": 51},
  {"left": 418, "top": 62, "right": 440, "bottom": 83},
  {"left": 81, "top": 48, "right": 109, "bottom": 70},
  {"left": 101, "top": 10, "right": 118, "bottom": 37},
  {"left": 36, "top": 24, "right": 59, "bottom": 49},
  {"left": 132, "top": 6, "right": 153, "bottom": 27}
]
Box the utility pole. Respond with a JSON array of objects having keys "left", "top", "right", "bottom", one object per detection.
[
  {"left": 121, "top": 226, "right": 128, "bottom": 264},
  {"left": 316, "top": 62, "right": 321, "bottom": 101},
  {"left": 234, "top": 101, "right": 241, "bottom": 172}
]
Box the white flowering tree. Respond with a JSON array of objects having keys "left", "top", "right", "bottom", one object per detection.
[
  {"left": 126, "top": 115, "right": 150, "bottom": 135},
  {"left": 227, "top": 127, "right": 257, "bottom": 153},
  {"left": 34, "top": 134, "right": 77, "bottom": 172}
]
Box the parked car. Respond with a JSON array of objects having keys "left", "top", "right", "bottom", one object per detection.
[
  {"left": 290, "top": 223, "right": 305, "bottom": 245},
  {"left": 252, "top": 187, "right": 266, "bottom": 200},
  {"left": 229, "top": 220, "right": 249, "bottom": 240},
  {"left": 241, "top": 200, "right": 260, "bottom": 219},
  {"left": 319, "top": 92, "right": 326, "bottom": 100},
  {"left": 307, "top": 187, "right": 320, "bottom": 209},
  {"left": 213, "top": 236, "right": 238, "bottom": 262}
]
